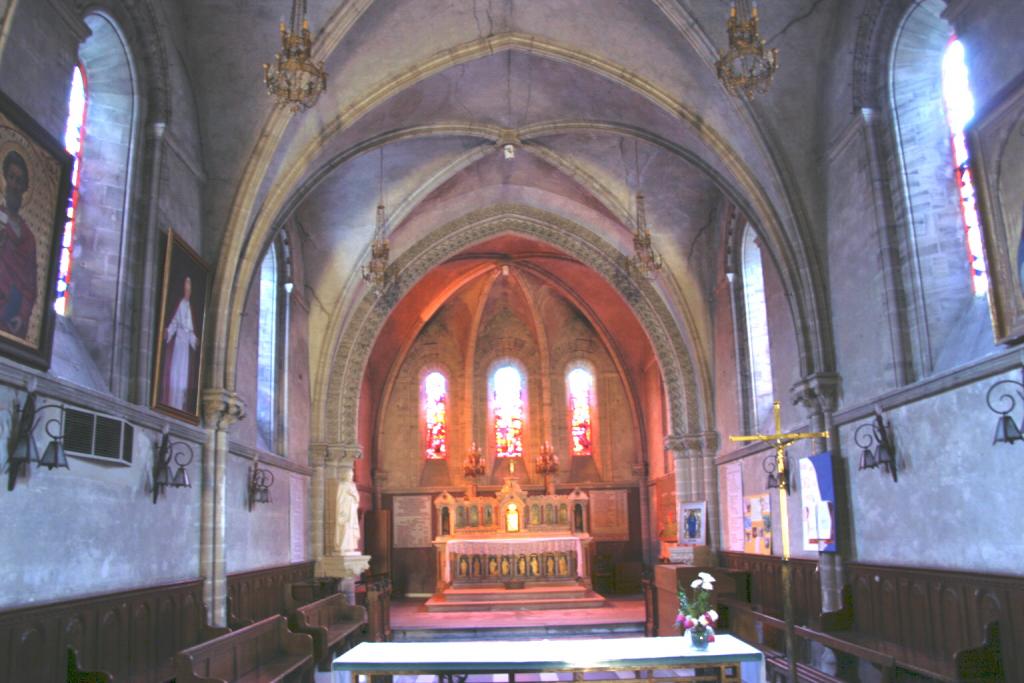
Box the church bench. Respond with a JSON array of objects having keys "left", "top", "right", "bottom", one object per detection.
[
  {"left": 288, "top": 592, "right": 368, "bottom": 671},
  {"left": 175, "top": 614, "right": 314, "bottom": 683},
  {"left": 764, "top": 653, "right": 843, "bottom": 683},
  {"left": 720, "top": 596, "right": 896, "bottom": 682}
]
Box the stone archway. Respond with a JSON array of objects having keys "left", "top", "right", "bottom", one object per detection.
[{"left": 319, "top": 204, "right": 707, "bottom": 452}]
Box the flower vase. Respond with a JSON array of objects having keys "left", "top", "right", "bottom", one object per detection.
[{"left": 688, "top": 626, "right": 711, "bottom": 650}]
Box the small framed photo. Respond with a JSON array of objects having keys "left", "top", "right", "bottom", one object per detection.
[
  {"left": 968, "top": 73, "right": 1024, "bottom": 344},
  {"left": 678, "top": 500, "right": 707, "bottom": 546},
  {"left": 152, "top": 228, "right": 210, "bottom": 423},
  {"left": 0, "top": 89, "right": 73, "bottom": 368}
]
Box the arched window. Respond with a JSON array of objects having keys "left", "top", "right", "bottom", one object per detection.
[
  {"left": 57, "top": 64, "right": 87, "bottom": 316},
  {"left": 890, "top": 0, "right": 993, "bottom": 373},
  {"left": 50, "top": 13, "right": 137, "bottom": 392},
  {"left": 423, "top": 371, "right": 448, "bottom": 459},
  {"left": 256, "top": 242, "right": 279, "bottom": 449},
  {"left": 491, "top": 364, "right": 524, "bottom": 458},
  {"left": 941, "top": 37, "right": 985, "bottom": 296},
  {"left": 741, "top": 225, "right": 774, "bottom": 429},
  {"left": 566, "top": 365, "right": 595, "bottom": 457}
]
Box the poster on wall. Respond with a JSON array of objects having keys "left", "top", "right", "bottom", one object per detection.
[
  {"left": 799, "top": 452, "right": 836, "bottom": 552},
  {"left": 968, "top": 75, "right": 1024, "bottom": 343},
  {"left": 392, "top": 495, "right": 433, "bottom": 548},
  {"left": 0, "top": 89, "right": 73, "bottom": 369},
  {"left": 743, "top": 493, "right": 772, "bottom": 555},
  {"left": 678, "top": 501, "right": 707, "bottom": 545},
  {"left": 589, "top": 489, "right": 630, "bottom": 540},
  {"left": 723, "top": 462, "right": 745, "bottom": 552}
]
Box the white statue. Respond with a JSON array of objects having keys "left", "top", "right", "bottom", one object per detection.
[{"left": 335, "top": 470, "right": 361, "bottom": 554}]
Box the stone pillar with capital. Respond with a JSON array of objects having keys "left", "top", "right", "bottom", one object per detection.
[
  {"left": 664, "top": 431, "right": 720, "bottom": 552},
  {"left": 791, "top": 372, "right": 845, "bottom": 614},
  {"left": 308, "top": 444, "right": 328, "bottom": 563},
  {"left": 200, "top": 388, "right": 246, "bottom": 627}
]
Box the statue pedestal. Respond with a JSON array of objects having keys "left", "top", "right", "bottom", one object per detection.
[
  {"left": 317, "top": 553, "right": 371, "bottom": 605},
  {"left": 317, "top": 553, "right": 371, "bottom": 580}
]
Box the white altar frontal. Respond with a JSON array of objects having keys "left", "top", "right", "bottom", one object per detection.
[
  {"left": 333, "top": 634, "right": 766, "bottom": 683},
  {"left": 427, "top": 477, "right": 603, "bottom": 611}
]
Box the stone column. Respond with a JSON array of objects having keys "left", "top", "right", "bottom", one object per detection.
[
  {"left": 791, "top": 372, "right": 843, "bottom": 613},
  {"left": 200, "top": 389, "right": 245, "bottom": 627},
  {"left": 664, "top": 432, "right": 719, "bottom": 549},
  {"left": 308, "top": 443, "right": 328, "bottom": 563}
]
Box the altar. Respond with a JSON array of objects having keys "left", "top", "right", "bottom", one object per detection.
[{"left": 427, "top": 476, "right": 603, "bottom": 611}]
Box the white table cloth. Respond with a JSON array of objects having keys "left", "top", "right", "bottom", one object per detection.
[{"left": 333, "top": 634, "right": 765, "bottom": 682}]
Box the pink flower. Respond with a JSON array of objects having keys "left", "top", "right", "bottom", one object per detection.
[
  {"left": 708, "top": 634, "right": 716, "bottom": 642},
  {"left": 683, "top": 616, "right": 695, "bottom": 630},
  {"left": 674, "top": 614, "right": 684, "bottom": 625}
]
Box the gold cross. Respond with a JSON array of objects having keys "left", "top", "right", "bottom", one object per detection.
[{"left": 729, "top": 400, "right": 829, "bottom": 560}]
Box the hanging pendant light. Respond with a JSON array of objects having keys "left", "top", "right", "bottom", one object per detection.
[
  {"left": 627, "top": 141, "right": 662, "bottom": 278},
  {"left": 716, "top": 1, "right": 779, "bottom": 99},
  {"left": 630, "top": 192, "right": 663, "bottom": 277},
  {"left": 361, "top": 149, "right": 391, "bottom": 294},
  {"left": 263, "top": 0, "right": 327, "bottom": 112}
]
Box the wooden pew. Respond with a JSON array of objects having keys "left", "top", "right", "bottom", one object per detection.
[
  {"left": 720, "top": 596, "right": 896, "bottom": 682},
  {"left": 289, "top": 592, "right": 368, "bottom": 671},
  {"left": 175, "top": 615, "right": 313, "bottom": 683}
]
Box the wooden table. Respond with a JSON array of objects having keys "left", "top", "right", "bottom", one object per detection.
[{"left": 333, "top": 634, "right": 765, "bottom": 683}]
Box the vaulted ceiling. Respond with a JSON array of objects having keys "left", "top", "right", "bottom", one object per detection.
[{"left": 178, "top": 0, "right": 843, "bottom": 416}]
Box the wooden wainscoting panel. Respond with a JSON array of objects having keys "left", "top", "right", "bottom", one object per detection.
[
  {"left": 226, "top": 560, "right": 317, "bottom": 626},
  {"left": 0, "top": 578, "right": 208, "bottom": 683},
  {"left": 718, "top": 552, "right": 820, "bottom": 624},
  {"left": 848, "top": 562, "right": 1024, "bottom": 680}
]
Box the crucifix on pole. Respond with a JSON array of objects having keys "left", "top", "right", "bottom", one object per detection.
[{"left": 730, "top": 400, "right": 828, "bottom": 682}]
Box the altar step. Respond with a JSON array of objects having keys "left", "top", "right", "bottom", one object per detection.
[
  {"left": 391, "top": 595, "right": 645, "bottom": 642},
  {"left": 392, "top": 619, "right": 644, "bottom": 642},
  {"left": 424, "top": 583, "right": 607, "bottom": 612}
]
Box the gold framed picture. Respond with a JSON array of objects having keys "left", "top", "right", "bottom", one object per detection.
[
  {"left": 968, "top": 73, "right": 1024, "bottom": 344},
  {"left": 0, "top": 90, "right": 73, "bottom": 368},
  {"left": 152, "top": 228, "right": 210, "bottom": 423}
]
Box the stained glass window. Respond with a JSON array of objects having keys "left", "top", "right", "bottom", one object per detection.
[
  {"left": 742, "top": 225, "right": 774, "bottom": 428},
  {"left": 493, "top": 365, "right": 524, "bottom": 458},
  {"left": 567, "top": 366, "right": 594, "bottom": 457},
  {"left": 57, "top": 64, "right": 87, "bottom": 316},
  {"left": 423, "top": 371, "right": 448, "bottom": 459},
  {"left": 941, "top": 37, "right": 987, "bottom": 297},
  {"left": 256, "top": 242, "right": 278, "bottom": 449}
]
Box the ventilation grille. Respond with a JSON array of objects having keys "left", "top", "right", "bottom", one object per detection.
[{"left": 63, "top": 407, "right": 134, "bottom": 464}]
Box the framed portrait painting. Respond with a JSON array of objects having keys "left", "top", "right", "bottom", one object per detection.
[
  {"left": 678, "top": 500, "right": 707, "bottom": 546},
  {"left": 968, "top": 73, "right": 1024, "bottom": 344},
  {"left": 0, "top": 90, "right": 73, "bottom": 368},
  {"left": 152, "top": 228, "right": 209, "bottom": 423}
]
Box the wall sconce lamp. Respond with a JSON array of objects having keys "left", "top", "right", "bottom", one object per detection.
[
  {"left": 248, "top": 460, "right": 274, "bottom": 511},
  {"left": 855, "top": 407, "right": 897, "bottom": 482},
  {"left": 763, "top": 453, "right": 789, "bottom": 492},
  {"left": 6, "top": 386, "right": 69, "bottom": 492},
  {"left": 987, "top": 379, "right": 1024, "bottom": 445},
  {"left": 152, "top": 428, "right": 194, "bottom": 504}
]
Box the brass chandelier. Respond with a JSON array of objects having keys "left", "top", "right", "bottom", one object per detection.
[
  {"left": 263, "top": 0, "right": 327, "bottom": 111},
  {"left": 361, "top": 149, "right": 391, "bottom": 293},
  {"left": 716, "top": 1, "right": 779, "bottom": 99},
  {"left": 630, "top": 192, "right": 662, "bottom": 277}
]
